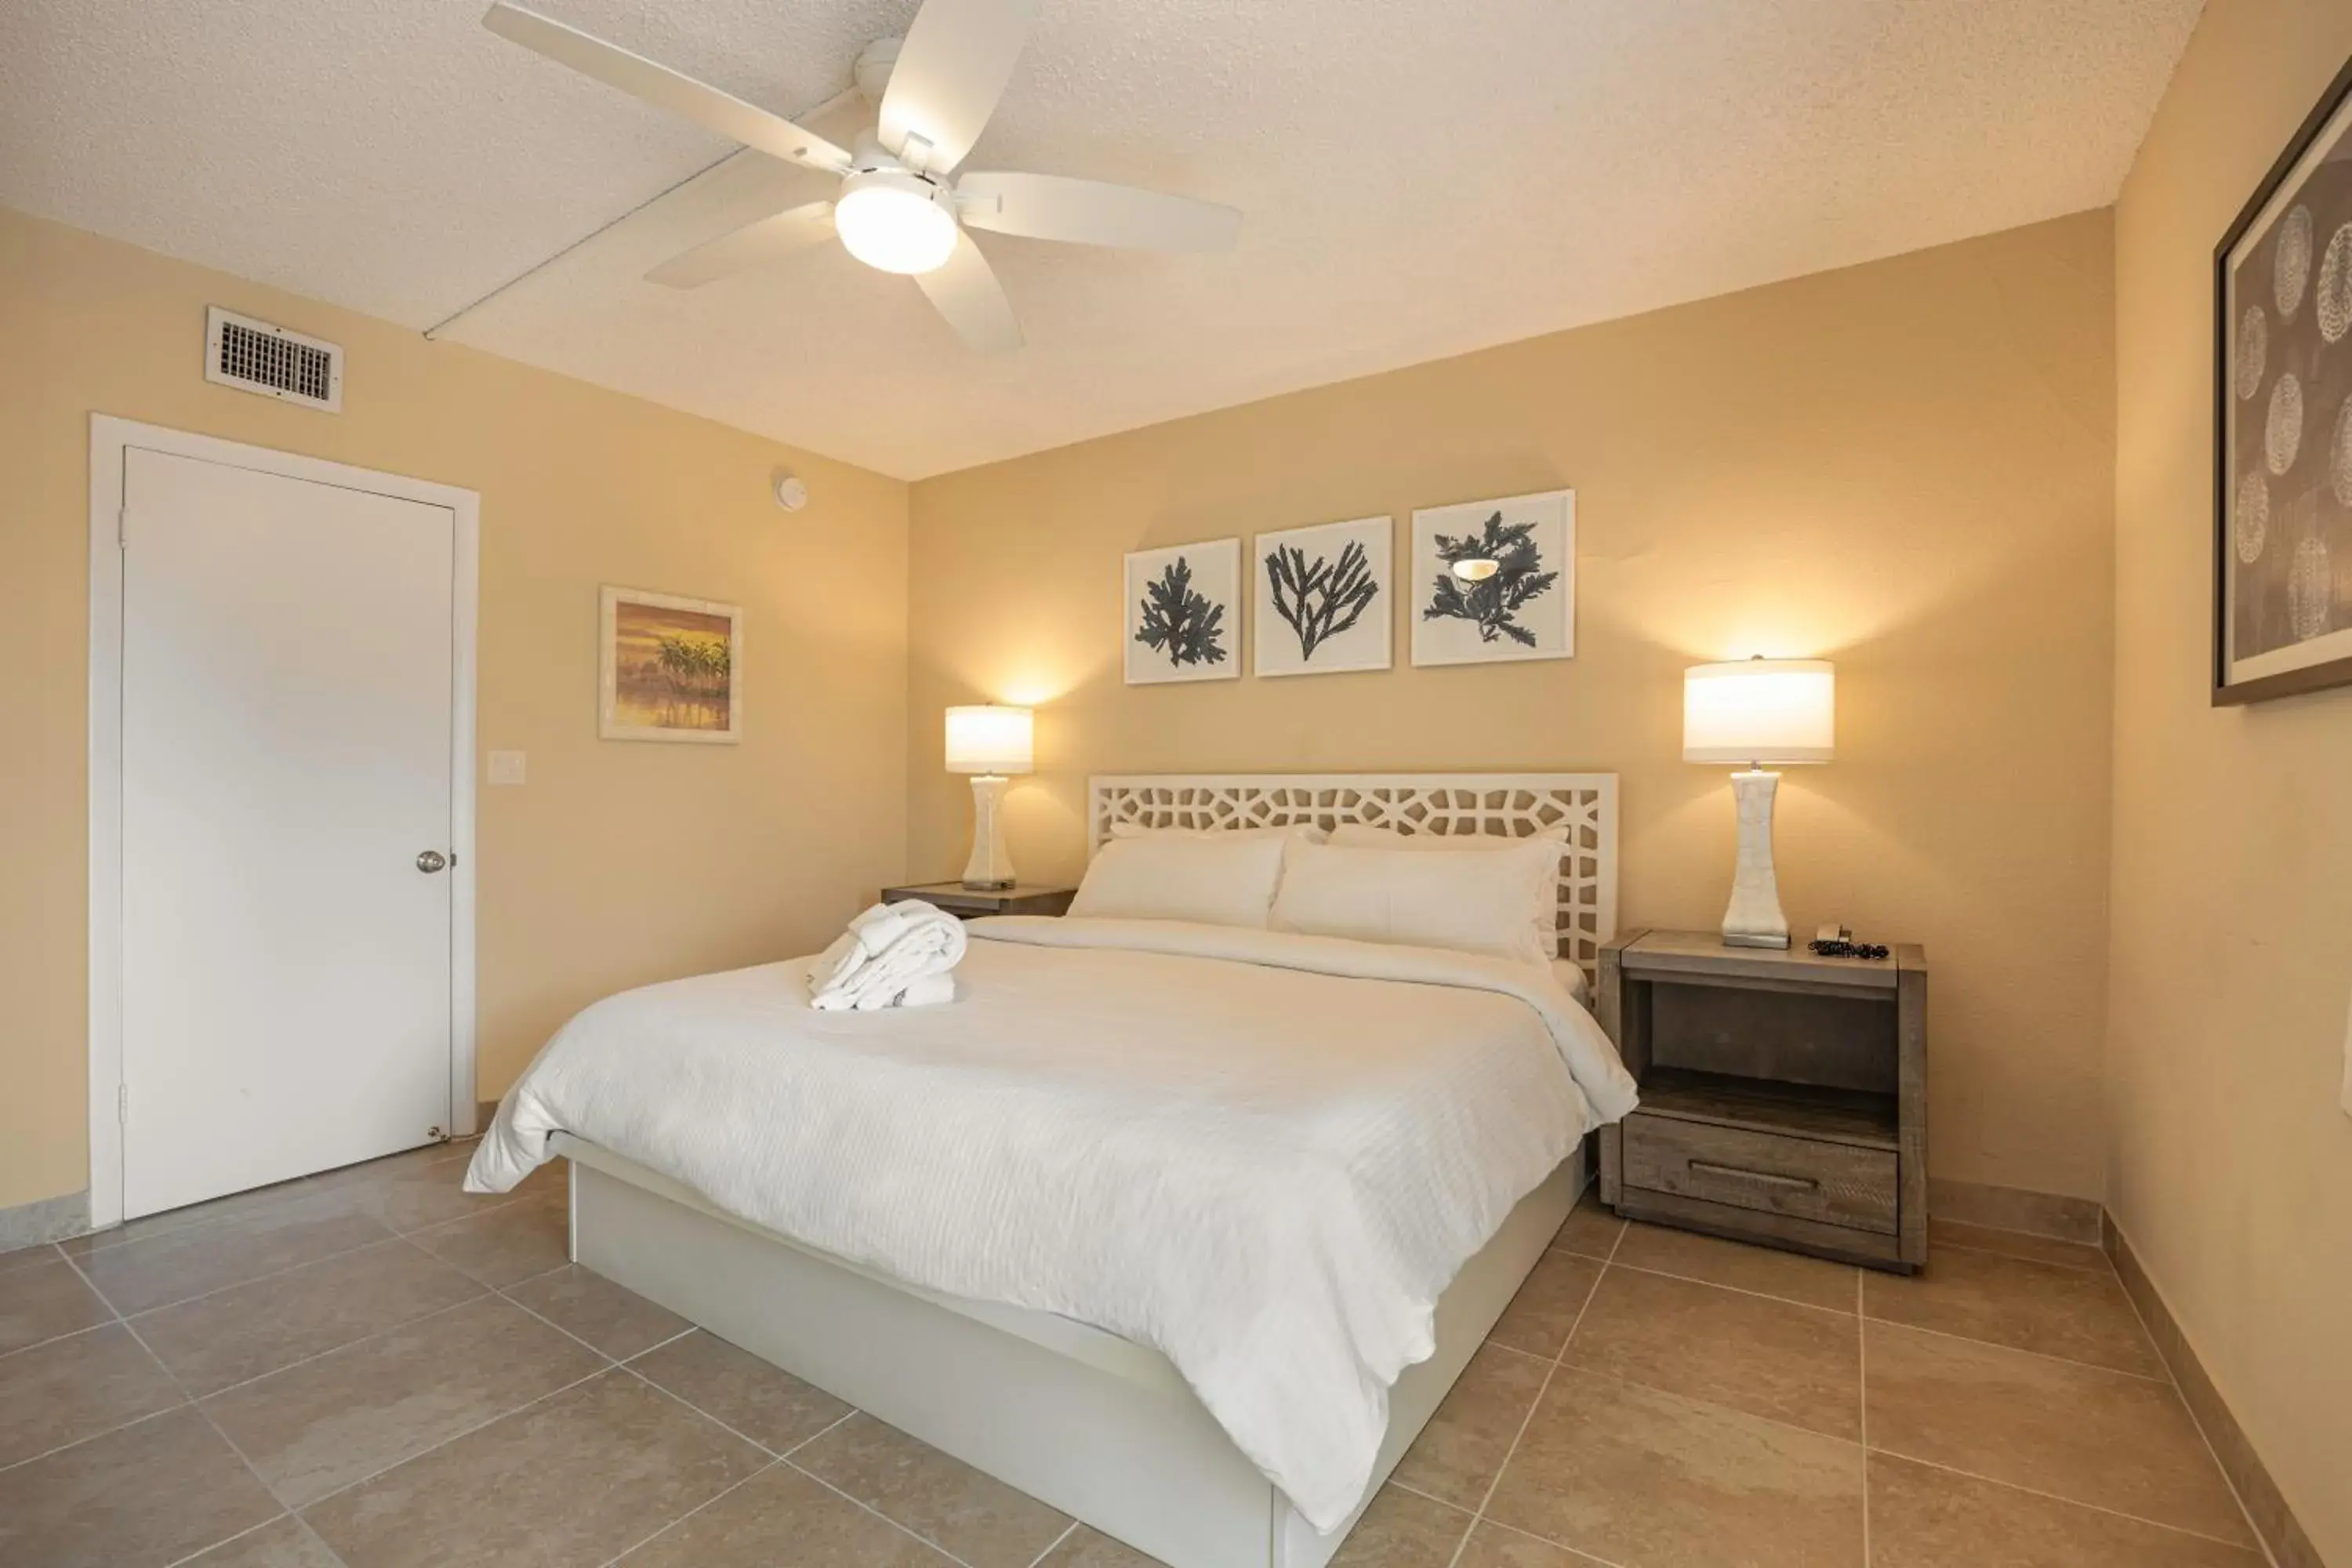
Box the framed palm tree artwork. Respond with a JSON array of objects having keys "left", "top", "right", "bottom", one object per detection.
[{"left": 599, "top": 586, "right": 742, "bottom": 742}]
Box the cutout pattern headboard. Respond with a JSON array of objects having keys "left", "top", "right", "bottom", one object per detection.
[{"left": 1088, "top": 773, "right": 1619, "bottom": 982}]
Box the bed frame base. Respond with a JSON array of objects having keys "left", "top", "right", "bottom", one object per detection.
[{"left": 564, "top": 1140, "right": 1584, "bottom": 1568}]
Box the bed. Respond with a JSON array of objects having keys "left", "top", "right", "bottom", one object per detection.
[{"left": 470, "top": 772, "right": 1626, "bottom": 1568}]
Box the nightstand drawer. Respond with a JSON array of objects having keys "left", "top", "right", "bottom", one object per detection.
[{"left": 1621, "top": 1113, "right": 1898, "bottom": 1235}]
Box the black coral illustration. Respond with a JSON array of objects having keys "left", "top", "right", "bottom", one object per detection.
[
  {"left": 1266, "top": 539, "right": 1379, "bottom": 661},
  {"left": 1134, "top": 555, "right": 1229, "bottom": 668},
  {"left": 1423, "top": 511, "right": 1559, "bottom": 648}
]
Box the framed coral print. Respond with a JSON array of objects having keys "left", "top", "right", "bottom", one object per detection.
[
  {"left": 2216, "top": 52, "right": 2352, "bottom": 703},
  {"left": 599, "top": 586, "right": 742, "bottom": 742},
  {"left": 1253, "top": 516, "right": 1392, "bottom": 677},
  {"left": 1125, "top": 539, "right": 1240, "bottom": 685},
  {"left": 1410, "top": 489, "right": 1574, "bottom": 667}
]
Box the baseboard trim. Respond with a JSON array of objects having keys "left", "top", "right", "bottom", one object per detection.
[
  {"left": 0, "top": 1189, "right": 91, "bottom": 1253},
  {"left": 1927, "top": 1176, "right": 2102, "bottom": 1243},
  {"left": 2103, "top": 1214, "right": 2323, "bottom": 1568}
]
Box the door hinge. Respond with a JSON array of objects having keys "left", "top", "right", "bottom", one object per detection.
[
  {"left": 117, "top": 506, "right": 128, "bottom": 550},
  {"left": 117, "top": 1082, "right": 129, "bottom": 1124}
]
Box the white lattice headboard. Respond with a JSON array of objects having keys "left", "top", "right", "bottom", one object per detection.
[{"left": 1088, "top": 773, "right": 1618, "bottom": 981}]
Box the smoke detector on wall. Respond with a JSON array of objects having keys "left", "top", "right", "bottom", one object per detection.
[
  {"left": 205, "top": 307, "right": 343, "bottom": 412},
  {"left": 774, "top": 472, "right": 810, "bottom": 512}
]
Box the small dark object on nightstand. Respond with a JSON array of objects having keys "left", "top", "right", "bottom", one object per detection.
[{"left": 1808, "top": 938, "right": 1890, "bottom": 960}]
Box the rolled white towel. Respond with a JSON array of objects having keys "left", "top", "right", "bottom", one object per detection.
[
  {"left": 843, "top": 970, "right": 956, "bottom": 1011},
  {"left": 811, "top": 900, "right": 966, "bottom": 1011}
]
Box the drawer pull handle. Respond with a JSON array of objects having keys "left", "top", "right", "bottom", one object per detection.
[{"left": 1687, "top": 1160, "right": 1819, "bottom": 1192}]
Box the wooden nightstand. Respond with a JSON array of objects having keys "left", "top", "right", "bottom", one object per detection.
[
  {"left": 1597, "top": 928, "right": 1927, "bottom": 1272},
  {"left": 880, "top": 882, "right": 1076, "bottom": 920}
]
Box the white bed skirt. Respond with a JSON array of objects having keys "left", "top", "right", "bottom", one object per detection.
[{"left": 558, "top": 1133, "right": 1584, "bottom": 1568}]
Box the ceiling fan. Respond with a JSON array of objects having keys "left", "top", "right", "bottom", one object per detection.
[{"left": 482, "top": 0, "right": 1241, "bottom": 354}]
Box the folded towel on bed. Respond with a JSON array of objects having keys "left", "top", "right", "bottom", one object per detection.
[{"left": 810, "top": 900, "right": 966, "bottom": 1011}]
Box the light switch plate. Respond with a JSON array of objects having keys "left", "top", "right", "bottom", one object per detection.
[{"left": 487, "top": 750, "right": 527, "bottom": 786}]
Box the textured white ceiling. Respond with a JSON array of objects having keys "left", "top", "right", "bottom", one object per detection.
[{"left": 2, "top": 0, "right": 2200, "bottom": 478}]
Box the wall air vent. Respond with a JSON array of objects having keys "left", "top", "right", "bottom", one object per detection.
[{"left": 204, "top": 307, "right": 343, "bottom": 412}]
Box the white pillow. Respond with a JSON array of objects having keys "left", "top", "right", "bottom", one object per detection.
[
  {"left": 1109, "top": 822, "right": 1327, "bottom": 844},
  {"left": 1069, "top": 833, "right": 1291, "bottom": 927},
  {"left": 1327, "top": 824, "right": 1564, "bottom": 852},
  {"left": 1269, "top": 835, "right": 1563, "bottom": 966},
  {"left": 1326, "top": 825, "right": 1567, "bottom": 963}
]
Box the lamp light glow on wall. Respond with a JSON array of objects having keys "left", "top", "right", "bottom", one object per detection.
[
  {"left": 1683, "top": 659, "right": 1835, "bottom": 949},
  {"left": 945, "top": 705, "right": 1033, "bottom": 891}
]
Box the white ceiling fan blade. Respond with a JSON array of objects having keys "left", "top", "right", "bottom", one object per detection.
[
  {"left": 877, "top": 0, "right": 1039, "bottom": 172},
  {"left": 915, "top": 231, "right": 1023, "bottom": 354},
  {"left": 646, "top": 202, "right": 837, "bottom": 288},
  {"left": 956, "top": 172, "right": 1240, "bottom": 252},
  {"left": 483, "top": 2, "right": 853, "bottom": 174}
]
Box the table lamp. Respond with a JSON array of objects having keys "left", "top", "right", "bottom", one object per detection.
[
  {"left": 1682, "top": 659, "right": 1835, "bottom": 949},
  {"left": 945, "top": 705, "right": 1033, "bottom": 890}
]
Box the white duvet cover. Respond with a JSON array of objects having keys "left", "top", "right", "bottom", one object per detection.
[{"left": 466, "top": 916, "right": 1636, "bottom": 1531}]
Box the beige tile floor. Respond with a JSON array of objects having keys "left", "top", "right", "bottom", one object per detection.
[{"left": 0, "top": 1148, "right": 2270, "bottom": 1568}]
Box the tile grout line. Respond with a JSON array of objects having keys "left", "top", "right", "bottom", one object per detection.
[
  {"left": 1475, "top": 1509, "right": 1631, "bottom": 1567},
  {"left": 1603, "top": 1258, "right": 1860, "bottom": 1317},
  {"left": 1026, "top": 1518, "right": 1081, "bottom": 1568},
  {"left": 1544, "top": 1346, "right": 2266, "bottom": 1559},
  {"left": 485, "top": 1274, "right": 624, "bottom": 1371},
  {"left": 73, "top": 1223, "right": 405, "bottom": 1321},
  {"left": 0, "top": 1241, "right": 67, "bottom": 1273},
  {"left": 1470, "top": 1212, "right": 2254, "bottom": 1565},
  {"left": 289, "top": 1365, "right": 615, "bottom": 1517},
  {"left": 288, "top": 1511, "right": 354, "bottom": 1568},
  {"left": 1592, "top": 1241, "right": 2164, "bottom": 1382},
  {"left": 122, "top": 1275, "right": 493, "bottom": 1412},
  {"left": 620, "top": 1323, "right": 702, "bottom": 1362},
  {"left": 1385, "top": 1475, "right": 1485, "bottom": 1525},
  {"left": 782, "top": 1452, "right": 995, "bottom": 1568},
  {"left": 0, "top": 1400, "right": 188, "bottom": 1478},
  {"left": 158, "top": 1509, "right": 296, "bottom": 1568},
  {"left": 1931, "top": 1237, "right": 2112, "bottom": 1276},
  {"left": 1439, "top": 1214, "right": 1629, "bottom": 1568},
  {"left": 1858, "top": 1311, "right": 2174, "bottom": 1384},
  {"left": 2100, "top": 1240, "right": 2281, "bottom": 1567},
  {"left": 66, "top": 1178, "right": 540, "bottom": 1326},
  {"left": 63, "top": 1142, "right": 481, "bottom": 1264},
  {"left": 56, "top": 1240, "right": 313, "bottom": 1564},
  {"left": 1864, "top": 1442, "right": 2274, "bottom": 1554},
  {"left": 0, "top": 1313, "right": 117, "bottom": 1364},
  {"left": 779, "top": 1407, "right": 859, "bottom": 1459},
  {"left": 587, "top": 1456, "right": 787, "bottom": 1568}
]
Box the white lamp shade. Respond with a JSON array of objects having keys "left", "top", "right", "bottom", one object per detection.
[
  {"left": 1682, "top": 660, "right": 1835, "bottom": 764},
  {"left": 944, "top": 705, "right": 1034, "bottom": 775}
]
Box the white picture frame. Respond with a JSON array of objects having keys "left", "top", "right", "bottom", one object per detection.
[
  {"left": 1410, "top": 489, "right": 1575, "bottom": 666},
  {"left": 1252, "top": 517, "right": 1392, "bottom": 677},
  {"left": 599, "top": 585, "right": 743, "bottom": 742},
  {"left": 1124, "top": 539, "right": 1241, "bottom": 685}
]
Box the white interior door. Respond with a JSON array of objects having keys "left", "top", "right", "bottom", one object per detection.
[{"left": 120, "top": 446, "right": 458, "bottom": 1218}]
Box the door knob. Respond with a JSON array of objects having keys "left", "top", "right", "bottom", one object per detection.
[{"left": 416, "top": 851, "right": 448, "bottom": 873}]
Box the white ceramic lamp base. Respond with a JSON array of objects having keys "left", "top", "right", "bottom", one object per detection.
[
  {"left": 1720, "top": 768, "right": 1790, "bottom": 949},
  {"left": 962, "top": 774, "right": 1014, "bottom": 891}
]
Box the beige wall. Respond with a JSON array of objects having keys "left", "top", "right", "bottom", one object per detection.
[
  {"left": 908, "top": 212, "right": 2118, "bottom": 1199},
  {"left": 2111, "top": 1, "right": 2352, "bottom": 1558},
  {"left": 0, "top": 205, "right": 909, "bottom": 1212}
]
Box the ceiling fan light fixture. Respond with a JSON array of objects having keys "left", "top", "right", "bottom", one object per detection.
[{"left": 834, "top": 171, "right": 960, "bottom": 275}]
